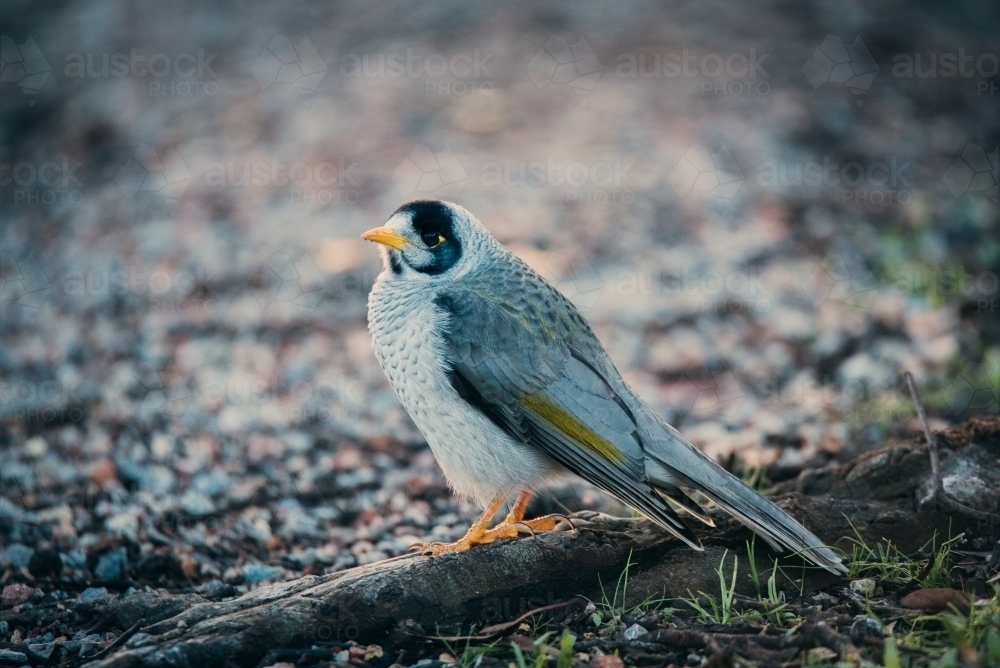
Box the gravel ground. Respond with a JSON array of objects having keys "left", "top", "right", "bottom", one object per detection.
[{"left": 1, "top": 0, "right": 999, "bottom": 665}]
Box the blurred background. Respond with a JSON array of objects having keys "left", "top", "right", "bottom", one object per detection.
[{"left": 1, "top": 0, "right": 998, "bottom": 592}]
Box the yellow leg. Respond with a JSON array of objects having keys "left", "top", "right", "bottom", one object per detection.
[
  {"left": 411, "top": 492, "right": 574, "bottom": 556},
  {"left": 410, "top": 493, "right": 508, "bottom": 556},
  {"left": 503, "top": 491, "right": 575, "bottom": 532}
]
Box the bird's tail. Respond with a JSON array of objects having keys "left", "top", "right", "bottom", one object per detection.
[{"left": 640, "top": 411, "right": 847, "bottom": 575}]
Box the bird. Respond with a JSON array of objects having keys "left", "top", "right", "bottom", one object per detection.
[{"left": 362, "top": 200, "right": 846, "bottom": 574}]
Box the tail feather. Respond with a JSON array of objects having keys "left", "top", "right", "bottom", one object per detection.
[
  {"left": 640, "top": 412, "right": 847, "bottom": 574},
  {"left": 671, "top": 467, "right": 846, "bottom": 574},
  {"left": 655, "top": 487, "right": 716, "bottom": 527}
]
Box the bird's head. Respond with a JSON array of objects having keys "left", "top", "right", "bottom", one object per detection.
[{"left": 361, "top": 200, "right": 490, "bottom": 280}]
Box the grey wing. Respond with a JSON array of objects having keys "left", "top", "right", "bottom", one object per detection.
[{"left": 435, "top": 266, "right": 702, "bottom": 547}]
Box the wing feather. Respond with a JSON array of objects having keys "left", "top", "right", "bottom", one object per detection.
[{"left": 435, "top": 266, "right": 701, "bottom": 547}]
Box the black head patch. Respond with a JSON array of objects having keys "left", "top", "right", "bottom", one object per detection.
[{"left": 393, "top": 200, "right": 463, "bottom": 275}]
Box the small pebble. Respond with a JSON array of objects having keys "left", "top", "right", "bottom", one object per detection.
[
  {"left": 0, "top": 649, "right": 28, "bottom": 664},
  {"left": 242, "top": 564, "right": 284, "bottom": 584},
  {"left": 1, "top": 544, "right": 35, "bottom": 568},
  {"left": 623, "top": 623, "right": 647, "bottom": 640},
  {"left": 849, "top": 578, "right": 875, "bottom": 597},
  {"left": 179, "top": 489, "right": 216, "bottom": 516},
  {"left": 1, "top": 583, "right": 34, "bottom": 607},
  {"left": 850, "top": 616, "right": 884, "bottom": 644},
  {"left": 90, "top": 458, "right": 118, "bottom": 488},
  {"left": 27, "top": 642, "right": 55, "bottom": 660},
  {"left": 197, "top": 579, "right": 236, "bottom": 599},
  {"left": 126, "top": 633, "right": 156, "bottom": 649},
  {"left": 24, "top": 435, "right": 48, "bottom": 458},
  {"left": 78, "top": 587, "right": 109, "bottom": 604},
  {"left": 94, "top": 547, "right": 129, "bottom": 580}
]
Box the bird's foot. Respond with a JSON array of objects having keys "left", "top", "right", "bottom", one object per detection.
[
  {"left": 409, "top": 514, "right": 575, "bottom": 555},
  {"left": 516, "top": 513, "right": 576, "bottom": 532},
  {"left": 408, "top": 521, "right": 519, "bottom": 555}
]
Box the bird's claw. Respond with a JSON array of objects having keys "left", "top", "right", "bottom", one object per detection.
[
  {"left": 515, "top": 513, "right": 577, "bottom": 533},
  {"left": 408, "top": 540, "right": 475, "bottom": 556},
  {"left": 510, "top": 521, "right": 536, "bottom": 538}
]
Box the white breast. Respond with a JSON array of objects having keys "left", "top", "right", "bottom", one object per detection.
[{"left": 367, "top": 273, "right": 563, "bottom": 506}]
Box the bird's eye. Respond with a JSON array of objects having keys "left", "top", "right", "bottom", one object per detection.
[{"left": 421, "top": 231, "right": 445, "bottom": 248}]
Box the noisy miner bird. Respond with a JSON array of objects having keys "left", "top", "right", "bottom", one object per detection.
[{"left": 363, "top": 200, "right": 846, "bottom": 573}]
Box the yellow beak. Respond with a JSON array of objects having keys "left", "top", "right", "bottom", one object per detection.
[{"left": 361, "top": 226, "right": 411, "bottom": 250}]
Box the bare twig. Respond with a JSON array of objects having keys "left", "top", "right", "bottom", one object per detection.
[
  {"left": 809, "top": 621, "right": 861, "bottom": 663},
  {"left": 420, "top": 600, "right": 577, "bottom": 642},
  {"left": 636, "top": 628, "right": 725, "bottom": 656},
  {"left": 88, "top": 618, "right": 145, "bottom": 662},
  {"left": 905, "top": 371, "right": 997, "bottom": 523},
  {"left": 904, "top": 372, "right": 942, "bottom": 496}
]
